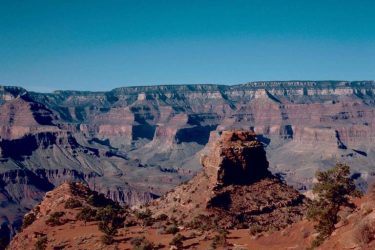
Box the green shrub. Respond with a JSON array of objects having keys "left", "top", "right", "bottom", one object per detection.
[
  {"left": 130, "top": 236, "right": 155, "bottom": 250},
  {"left": 35, "top": 235, "right": 48, "bottom": 250},
  {"left": 188, "top": 214, "right": 213, "bottom": 230},
  {"left": 100, "top": 234, "right": 114, "bottom": 245},
  {"left": 165, "top": 224, "right": 179, "bottom": 234},
  {"left": 307, "top": 163, "right": 362, "bottom": 247},
  {"left": 135, "top": 209, "right": 154, "bottom": 226},
  {"left": 22, "top": 212, "right": 36, "bottom": 229},
  {"left": 64, "top": 198, "right": 82, "bottom": 209},
  {"left": 156, "top": 213, "right": 168, "bottom": 221},
  {"left": 45, "top": 211, "right": 65, "bottom": 226},
  {"left": 249, "top": 224, "right": 263, "bottom": 235},
  {"left": 211, "top": 229, "right": 228, "bottom": 248},
  {"left": 169, "top": 233, "right": 185, "bottom": 249},
  {"left": 76, "top": 206, "right": 97, "bottom": 224},
  {"left": 96, "top": 205, "right": 125, "bottom": 245}
]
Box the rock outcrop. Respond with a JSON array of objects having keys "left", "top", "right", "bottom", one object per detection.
[
  {"left": 149, "top": 130, "right": 306, "bottom": 230},
  {"left": 201, "top": 130, "right": 271, "bottom": 186}
]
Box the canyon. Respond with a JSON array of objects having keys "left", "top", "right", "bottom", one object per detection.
[
  {"left": 8, "top": 130, "right": 374, "bottom": 249},
  {"left": 1, "top": 81, "right": 375, "bottom": 240}
]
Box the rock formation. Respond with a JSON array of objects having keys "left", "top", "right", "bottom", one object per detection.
[
  {"left": 201, "top": 130, "right": 271, "bottom": 187},
  {"left": 149, "top": 130, "right": 305, "bottom": 230}
]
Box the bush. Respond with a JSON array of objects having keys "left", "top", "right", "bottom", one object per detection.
[
  {"left": 64, "top": 198, "right": 82, "bottom": 209},
  {"left": 35, "top": 235, "right": 48, "bottom": 250},
  {"left": 76, "top": 206, "right": 97, "bottom": 224},
  {"left": 135, "top": 209, "right": 152, "bottom": 220},
  {"left": 96, "top": 206, "right": 125, "bottom": 245},
  {"left": 46, "top": 211, "right": 65, "bottom": 226},
  {"left": 307, "top": 163, "right": 362, "bottom": 247},
  {"left": 353, "top": 220, "right": 375, "bottom": 245},
  {"left": 169, "top": 233, "right": 185, "bottom": 249},
  {"left": 156, "top": 213, "right": 168, "bottom": 221},
  {"left": 22, "top": 212, "right": 36, "bottom": 229},
  {"left": 188, "top": 214, "right": 213, "bottom": 231},
  {"left": 130, "top": 236, "right": 155, "bottom": 250},
  {"left": 211, "top": 229, "right": 228, "bottom": 248},
  {"left": 249, "top": 224, "right": 262, "bottom": 235},
  {"left": 135, "top": 209, "right": 154, "bottom": 226},
  {"left": 100, "top": 234, "right": 114, "bottom": 245},
  {"left": 165, "top": 224, "right": 179, "bottom": 234}
]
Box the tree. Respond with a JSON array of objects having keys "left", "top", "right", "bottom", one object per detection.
[
  {"left": 76, "top": 206, "right": 97, "bottom": 225},
  {"left": 307, "top": 163, "right": 361, "bottom": 247},
  {"left": 96, "top": 206, "right": 125, "bottom": 245}
]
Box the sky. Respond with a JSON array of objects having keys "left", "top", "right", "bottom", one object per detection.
[{"left": 0, "top": 0, "right": 374, "bottom": 92}]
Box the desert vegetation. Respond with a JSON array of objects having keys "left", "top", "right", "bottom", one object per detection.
[{"left": 307, "top": 163, "right": 362, "bottom": 247}]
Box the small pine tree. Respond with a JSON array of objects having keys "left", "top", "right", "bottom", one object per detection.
[
  {"left": 96, "top": 205, "right": 125, "bottom": 245},
  {"left": 307, "top": 163, "right": 361, "bottom": 247}
]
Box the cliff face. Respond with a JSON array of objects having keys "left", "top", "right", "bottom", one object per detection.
[
  {"left": 201, "top": 130, "right": 271, "bottom": 186},
  {"left": 2, "top": 81, "right": 375, "bottom": 240}
]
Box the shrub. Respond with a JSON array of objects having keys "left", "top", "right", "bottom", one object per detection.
[
  {"left": 165, "top": 224, "right": 179, "bottom": 234},
  {"left": 22, "top": 212, "right": 36, "bottom": 229},
  {"left": 100, "top": 234, "right": 114, "bottom": 245},
  {"left": 211, "top": 228, "right": 228, "bottom": 248},
  {"left": 87, "top": 192, "right": 121, "bottom": 208},
  {"left": 353, "top": 220, "right": 375, "bottom": 245},
  {"left": 156, "top": 213, "right": 168, "bottom": 221},
  {"left": 35, "top": 235, "right": 48, "bottom": 250},
  {"left": 130, "top": 236, "right": 155, "bottom": 250},
  {"left": 249, "top": 224, "right": 263, "bottom": 235},
  {"left": 169, "top": 233, "right": 185, "bottom": 249},
  {"left": 307, "top": 163, "right": 362, "bottom": 247},
  {"left": 135, "top": 209, "right": 154, "bottom": 226},
  {"left": 188, "top": 214, "right": 213, "bottom": 231},
  {"left": 96, "top": 206, "right": 125, "bottom": 245},
  {"left": 46, "top": 211, "right": 65, "bottom": 226},
  {"left": 76, "top": 206, "right": 97, "bottom": 224},
  {"left": 64, "top": 198, "right": 82, "bottom": 209},
  {"left": 135, "top": 209, "right": 152, "bottom": 220}
]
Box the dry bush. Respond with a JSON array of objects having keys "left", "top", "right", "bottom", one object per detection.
[
  {"left": 22, "top": 212, "right": 36, "bottom": 229},
  {"left": 353, "top": 220, "right": 375, "bottom": 245},
  {"left": 64, "top": 198, "right": 82, "bottom": 209},
  {"left": 45, "top": 211, "right": 65, "bottom": 226}
]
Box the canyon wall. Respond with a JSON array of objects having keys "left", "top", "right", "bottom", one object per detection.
[{"left": 1, "top": 80, "right": 375, "bottom": 238}]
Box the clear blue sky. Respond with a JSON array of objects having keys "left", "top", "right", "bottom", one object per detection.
[{"left": 0, "top": 0, "right": 374, "bottom": 92}]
